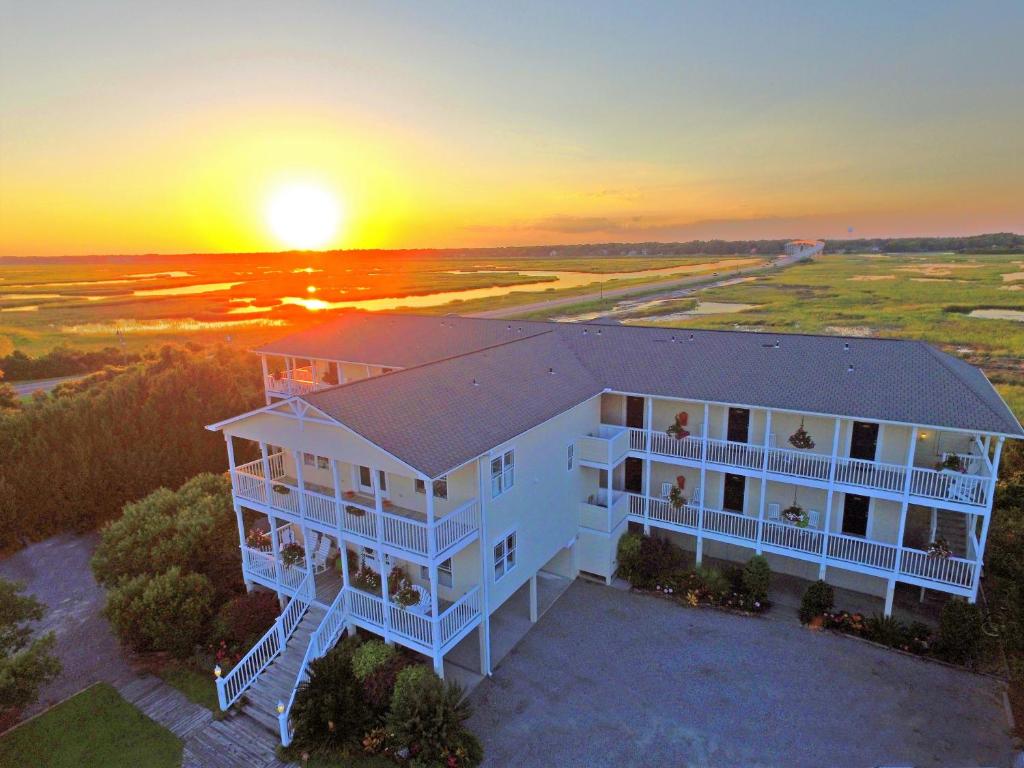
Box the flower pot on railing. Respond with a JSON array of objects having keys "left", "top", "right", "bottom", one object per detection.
[
  {"left": 279, "top": 542, "right": 305, "bottom": 568},
  {"left": 665, "top": 411, "right": 691, "bottom": 440},
  {"left": 343, "top": 490, "right": 356, "bottom": 499},
  {"left": 271, "top": 483, "right": 290, "bottom": 495},
  {"left": 345, "top": 504, "right": 366, "bottom": 517},
  {"left": 935, "top": 454, "right": 966, "bottom": 473},
  {"left": 926, "top": 538, "right": 952, "bottom": 559}
]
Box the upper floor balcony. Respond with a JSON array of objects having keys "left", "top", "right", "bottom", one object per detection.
[
  {"left": 260, "top": 355, "right": 396, "bottom": 399},
  {"left": 576, "top": 424, "right": 630, "bottom": 467},
  {"left": 264, "top": 365, "right": 330, "bottom": 397},
  {"left": 231, "top": 453, "right": 480, "bottom": 561}
]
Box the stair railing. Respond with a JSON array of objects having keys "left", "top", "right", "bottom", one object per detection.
[{"left": 215, "top": 572, "right": 314, "bottom": 711}]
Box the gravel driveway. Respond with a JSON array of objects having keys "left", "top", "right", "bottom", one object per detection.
[
  {"left": 469, "top": 580, "right": 1012, "bottom": 767},
  {"left": 0, "top": 533, "right": 134, "bottom": 718}
]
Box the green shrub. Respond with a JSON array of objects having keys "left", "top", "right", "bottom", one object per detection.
[
  {"left": 213, "top": 591, "right": 279, "bottom": 649},
  {"left": 864, "top": 613, "right": 907, "bottom": 647},
  {"left": 387, "top": 666, "right": 479, "bottom": 767},
  {"left": 616, "top": 531, "right": 643, "bottom": 582},
  {"left": 362, "top": 652, "right": 415, "bottom": 717},
  {"left": 741, "top": 555, "right": 771, "bottom": 602},
  {"left": 351, "top": 639, "right": 397, "bottom": 681},
  {"left": 290, "top": 645, "right": 371, "bottom": 752},
  {"left": 695, "top": 567, "right": 730, "bottom": 601},
  {"left": 0, "top": 579, "right": 62, "bottom": 716},
  {"left": 799, "top": 580, "right": 834, "bottom": 623},
  {"left": 624, "top": 534, "right": 686, "bottom": 589},
  {"left": 104, "top": 566, "right": 215, "bottom": 657},
  {"left": 937, "top": 599, "right": 982, "bottom": 664}
]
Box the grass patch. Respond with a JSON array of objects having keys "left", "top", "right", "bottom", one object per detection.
[
  {"left": 0, "top": 683, "right": 182, "bottom": 768},
  {"left": 158, "top": 663, "right": 221, "bottom": 715}
]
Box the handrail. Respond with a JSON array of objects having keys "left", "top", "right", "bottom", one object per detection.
[
  {"left": 279, "top": 586, "right": 348, "bottom": 747},
  {"left": 215, "top": 571, "right": 314, "bottom": 711}
]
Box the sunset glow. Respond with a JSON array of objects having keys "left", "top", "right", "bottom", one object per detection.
[{"left": 266, "top": 184, "right": 342, "bottom": 250}]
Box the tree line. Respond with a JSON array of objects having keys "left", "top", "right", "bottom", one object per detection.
[
  {"left": 0, "top": 344, "right": 264, "bottom": 548},
  {"left": 0, "top": 345, "right": 143, "bottom": 382}
]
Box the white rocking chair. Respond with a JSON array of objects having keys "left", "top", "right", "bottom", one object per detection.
[{"left": 311, "top": 535, "right": 332, "bottom": 574}]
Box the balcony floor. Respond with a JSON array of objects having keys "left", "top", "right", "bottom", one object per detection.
[{"left": 278, "top": 476, "right": 426, "bottom": 523}]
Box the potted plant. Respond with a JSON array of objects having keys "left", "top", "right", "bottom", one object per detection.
[
  {"left": 668, "top": 485, "right": 686, "bottom": 510},
  {"left": 788, "top": 418, "right": 815, "bottom": 450},
  {"left": 271, "top": 483, "right": 290, "bottom": 495},
  {"left": 935, "top": 454, "right": 966, "bottom": 473},
  {"left": 345, "top": 504, "right": 366, "bottom": 517},
  {"left": 245, "top": 527, "right": 270, "bottom": 550},
  {"left": 343, "top": 489, "right": 356, "bottom": 499},
  {"left": 392, "top": 580, "right": 419, "bottom": 608},
  {"left": 321, "top": 367, "right": 339, "bottom": 386},
  {"left": 280, "top": 542, "right": 305, "bottom": 568},
  {"left": 926, "top": 537, "right": 952, "bottom": 559},
  {"left": 782, "top": 504, "right": 809, "bottom": 528},
  {"left": 352, "top": 565, "right": 381, "bottom": 592},
  {"left": 272, "top": 368, "right": 283, "bottom": 381},
  {"left": 665, "top": 411, "right": 691, "bottom": 440}
]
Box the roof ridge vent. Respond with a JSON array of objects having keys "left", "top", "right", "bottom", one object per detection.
[
  {"left": 847, "top": 364, "right": 854, "bottom": 373},
  {"left": 843, "top": 342, "right": 850, "bottom": 351},
  {"left": 548, "top": 367, "right": 555, "bottom": 375},
  {"left": 688, "top": 333, "right": 694, "bottom": 341},
  {"left": 775, "top": 340, "right": 780, "bottom": 349},
  {"left": 472, "top": 378, "right": 479, "bottom": 386}
]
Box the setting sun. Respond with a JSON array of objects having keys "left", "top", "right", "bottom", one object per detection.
[{"left": 266, "top": 183, "right": 341, "bottom": 250}]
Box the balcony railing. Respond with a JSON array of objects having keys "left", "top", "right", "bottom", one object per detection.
[
  {"left": 265, "top": 366, "right": 328, "bottom": 396},
  {"left": 626, "top": 492, "right": 979, "bottom": 590},
  {"left": 622, "top": 425, "right": 991, "bottom": 507},
  {"left": 232, "top": 456, "right": 480, "bottom": 559},
  {"left": 576, "top": 425, "right": 630, "bottom": 466},
  {"left": 345, "top": 585, "right": 482, "bottom": 653}
]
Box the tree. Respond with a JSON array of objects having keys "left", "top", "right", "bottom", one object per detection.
[
  {"left": 290, "top": 642, "right": 372, "bottom": 752},
  {"left": 0, "top": 369, "right": 17, "bottom": 410},
  {"left": 387, "top": 665, "right": 481, "bottom": 766},
  {"left": 0, "top": 579, "right": 62, "bottom": 717}
]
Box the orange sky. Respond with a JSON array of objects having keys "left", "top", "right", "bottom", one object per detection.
[{"left": 1, "top": 3, "right": 1022, "bottom": 256}]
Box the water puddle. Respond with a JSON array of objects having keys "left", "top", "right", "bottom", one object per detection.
[
  {"left": 61, "top": 317, "right": 287, "bottom": 334},
  {"left": 126, "top": 271, "right": 194, "bottom": 278},
  {"left": 132, "top": 281, "right": 244, "bottom": 297},
  {"left": 967, "top": 309, "right": 1024, "bottom": 322}
]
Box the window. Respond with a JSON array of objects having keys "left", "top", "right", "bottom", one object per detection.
[
  {"left": 566, "top": 443, "right": 574, "bottom": 471},
  {"left": 317, "top": 456, "right": 329, "bottom": 470},
  {"left": 358, "top": 466, "right": 387, "bottom": 492},
  {"left": 414, "top": 476, "right": 449, "bottom": 499},
  {"left": 303, "top": 452, "right": 315, "bottom": 467},
  {"left": 491, "top": 450, "right": 515, "bottom": 498},
  {"left": 493, "top": 531, "right": 517, "bottom": 581},
  {"left": 420, "top": 558, "right": 453, "bottom": 588}
]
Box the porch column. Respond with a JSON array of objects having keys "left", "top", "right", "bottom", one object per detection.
[
  {"left": 372, "top": 467, "right": 393, "bottom": 644},
  {"left": 364, "top": 364, "right": 372, "bottom": 379},
  {"left": 293, "top": 449, "right": 307, "bottom": 522},
  {"left": 331, "top": 459, "right": 343, "bottom": 530},
  {"left": 529, "top": 574, "right": 538, "bottom": 623},
  {"left": 269, "top": 513, "right": 283, "bottom": 586},
  {"left": 260, "top": 355, "right": 270, "bottom": 404},
  {"left": 479, "top": 614, "right": 492, "bottom": 676},
  {"left": 286, "top": 356, "right": 296, "bottom": 395},
  {"left": 427, "top": 480, "right": 441, "bottom": 667},
  {"left": 973, "top": 436, "right": 1004, "bottom": 602},
  {"left": 260, "top": 441, "right": 273, "bottom": 504},
  {"left": 642, "top": 459, "right": 651, "bottom": 534},
  {"left": 644, "top": 396, "right": 653, "bottom": 451},
  {"left": 234, "top": 501, "right": 253, "bottom": 592},
  {"left": 884, "top": 577, "right": 896, "bottom": 616},
  {"left": 820, "top": 417, "right": 841, "bottom": 579},
  {"left": 696, "top": 403, "right": 709, "bottom": 564},
  {"left": 890, "top": 426, "right": 919, "bottom": 615},
  {"left": 755, "top": 410, "right": 772, "bottom": 555}
]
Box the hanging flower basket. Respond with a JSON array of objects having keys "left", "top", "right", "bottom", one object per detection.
[
  {"left": 271, "top": 483, "right": 290, "bottom": 495},
  {"left": 935, "top": 454, "right": 966, "bottom": 473},
  {"left": 665, "top": 411, "right": 691, "bottom": 440},
  {"left": 280, "top": 542, "right": 305, "bottom": 567},
  {"left": 926, "top": 538, "right": 952, "bottom": 559},
  {"left": 782, "top": 505, "right": 809, "bottom": 528},
  {"left": 788, "top": 419, "right": 816, "bottom": 450},
  {"left": 668, "top": 485, "right": 686, "bottom": 509}
]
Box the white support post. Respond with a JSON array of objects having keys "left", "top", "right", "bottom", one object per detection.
[
  {"left": 644, "top": 396, "right": 653, "bottom": 452},
  {"left": 331, "top": 459, "right": 343, "bottom": 525},
  {"left": 972, "top": 436, "right": 1004, "bottom": 601},
  {"left": 364, "top": 364, "right": 372, "bottom": 379},
  {"left": 755, "top": 410, "right": 772, "bottom": 555},
  {"left": 301, "top": 524, "right": 314, "bottom": 579},
  {"left": 476, "top": 457, "right": 492, "bottom": 676},
  {"left": 260, "top": 354, "right": 270, "bottom": 404},
  {"left": 260, "top": 441, "right": 273, "bottom": 504},
  {"left": 642, "top": 459, "right": 651, "bottom": 534},
  {"left": 884, "top": 578, "right": 896, "bottom": 617},
  {"left": 820, "top": 417, "right": 841, "bottom": 578},
  {"left": 697, "top": 402, "right": 709, "bottom": 563},
  {"left": 286, "top": 356, "right": 296, "bottom": 396},
  {"left": 427, "top": 480, "right": 441, "bottom": 667},
  {"left": 892, "top": 425, "right": 920, "bottom": 607},
  {"left": 529, "top": 574, "right": 538, "bottom": 623},
  {"left": 234, "top": 501, "right": 253, "bottom": 592},
  {"left": 269, "top": 513, "right": 283, "bottom": 585},
  {"left": 293, "top": 449, "right": 307, "bottom": 522},
  {"left": 372, "top": 467, "right": 392, "bottom": 644}
]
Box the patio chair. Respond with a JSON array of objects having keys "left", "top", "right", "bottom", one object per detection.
[
  {"left": 767, "top": 503, "right": 780, "bottom": 521},
  {"left": 807, "top": 509, "right": 820, "bottom": 528},
  {"left": 311, "top": 535, "right": 332, "bottom": 574}
]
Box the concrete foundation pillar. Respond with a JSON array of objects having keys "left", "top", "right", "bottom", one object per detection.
[
  {"left": 529, "top": 574, "right": 538, "bottom": 623},
  {"left": 884, "top": 579, "right": 896, "bottom": 617}
]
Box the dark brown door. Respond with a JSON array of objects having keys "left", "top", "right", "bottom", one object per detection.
[
  {"left": 842, "top": 494, "right": 869, "bottom": 536},
  {"left": 723, "top": 473, "right": 746, "bottom": 512},
  {"left": 624, "top": 457, "right": 643, "bottom": 493},
  {"left": 727, "top": 408, "right": 750, "bottom": 443},
  {"left": 626, "top": 396, "right": 645, "bottom": 429},
  {"left": 850, "top": 422, "right": 879, "bottom": 461}
]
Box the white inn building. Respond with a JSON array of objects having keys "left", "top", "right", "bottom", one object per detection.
[{"left": 207, "top": 312, "right": 1022, "bottom": 745}]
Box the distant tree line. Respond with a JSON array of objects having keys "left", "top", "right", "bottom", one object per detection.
[
  {"left": 0, "top": 344, "right": 264, "bottom": 548},
  {"left": 824, "top": 232, "right": 1024, "bottom": 254},
  {"left": 0, "top": 345, "right": 143, "bottom": 382}
]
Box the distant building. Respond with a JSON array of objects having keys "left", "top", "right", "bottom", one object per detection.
[{"left": 785, "top": 239, "right": 825, "bottom": 258}]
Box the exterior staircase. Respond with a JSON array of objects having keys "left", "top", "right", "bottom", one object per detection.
[
  {"left": 241, "top": 605, "right": 325, "bottom": 734},
  {"left": 934, "top": 509, "right": 969, "bottom": 558}
]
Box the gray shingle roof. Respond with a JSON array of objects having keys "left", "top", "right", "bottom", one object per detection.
[{"left": 277, "top": 313, "right": 1022, "bottom": 477}]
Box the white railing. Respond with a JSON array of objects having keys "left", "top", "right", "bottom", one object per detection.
[
  {"left": 346, "top": 587, "right": 387, "bottom": 628},
  {"left": 439, "top": 586, "right": 482, "bottom": 648},
  {"left": 279, "top": 587, "right": 348, "bottom": 746},
  {"left": 703, "top": 507, "right": 758, "bottom": 541},
  {"left": 834, "top": 456, "right": 906, "bottom": 493},
  {"left": 380, "top": 510, "right": 429, "bottom": 555},
  {"left": 706, "top": 438, "right": 764, "bottom": 470},
  {"left": 648, "top": 430, "right": 704, "bottom": 461},
  {"left": 341, "top": 501, "right": 378, "bottom": 539},
  {"left": 909, "top": 467, "right": 988, "bottom": 507},
  {"left": 389, "top": 603, "right": 432, "bottom": 646},
  {"left": 435, "top": 499, "right": 481, "bottom": 553},
  {"left": 303, "top": 489, "right": 340, "bottom": 528},
  {"left": 576, "top": 424, "right": 630, "bottom": 465},
  {"left": 233, "top": 468, "right": 267, "bottom": 504},
  {"left": 766, "top": 447, "right": 831, "bottom": 481},
  {"left": 761, "top": 519, "right": 823, "bottom": 555},
  {"left": 899, "top": 548, "right": 976, "bottom": 588},
  {"left": 646, "top": 496, "right": 700, "bottom": 530},
  {"left": 216, "top": 572, "right": 313, "bottom": 711},
  {"left": 628, "top": 427, "right": 648, "bottom": 452},
  {"left": 265, "top": 366, "right": 323, "bottom": 396},
  {"left": 241, "top": 546, "right": 277, "bottom": 582},
  {"left": 826, "top": 533, "right": 898, "bottom": 571}
]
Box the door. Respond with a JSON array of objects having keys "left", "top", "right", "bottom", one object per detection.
[
  {"left": 626, "top": 396, "right": 645, "bottom": 429},
  {"left": 723, "top": 473, "right": 746, "bottom": 513},
  {"left": 357, "top": 466, "right": 388, "bottom": 497},
  {"left": 624, "top": 457, "right": 643, "bottom": 494},
  {"left": 842, "top": 494, "right": 869, "bottom": 537},
  {"left": 849, "top": 421, "right": 879, "bottom": 461},
  {"left": 727, "top": 408, "right": 750, "bottom": 443}
]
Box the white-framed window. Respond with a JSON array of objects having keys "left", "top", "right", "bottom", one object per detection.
[
  {"left": 414, "top": 476, "right": 449, "bottom": 499},
  {"left": 317, "top": 456, "right": 329, "bottom": 470},
  {"left": 490, "top": 450, "right": 515, "bottom": 498},
  {"left": 420, "top": 558, "right": 453, "bottom": 588},
  {"left": 567, "top": 443, "right": 574, "bottom": 471},
  {"left": 303, "top": 452, "right": 316, "bottom": 467},
  {"left": 358, "top": 466, "right": 387, "bottom": 493},
  {"left": 493, "top": 530, "right": 517, "bottom": 581}
]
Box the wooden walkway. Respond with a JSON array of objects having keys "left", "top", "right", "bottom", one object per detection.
[{"left": 114, "top": 675, "right": 291, "bottom": 768}]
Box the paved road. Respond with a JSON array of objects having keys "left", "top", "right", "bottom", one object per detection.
[
  {"left": 9, "top": 374, "right": 85, "bottom": 396},
  {"left": 467, "top": 253, "right": 806, "bottom": 320},
  {"left": 469, "top": 580, "right": 1013, "bottom": 768}
]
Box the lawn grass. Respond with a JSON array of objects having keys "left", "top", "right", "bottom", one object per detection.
[
  {"left": 0, "top": 683, "right": 182, "bottom": 768},
  {"left": 158, "top": 663, "right": 221, "bottom": 714}
]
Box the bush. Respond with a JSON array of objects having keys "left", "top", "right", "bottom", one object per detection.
[
  {"left": 741, "top": 555, "right": 771, "bottom": 603},
  {"left": 616, "top": 531, "right": 643, "bottom": 582},
  {"left": 864, "top": 613, "right": 907, "bottom": 647},
  {"left": 290, "top": 644, "right": 371, "bottom": 752},
  {"left": 937, "top": 599, "right": 982, "bottom": 664},
  {"left": 387, "top": 666, "right": 479, "bottom": 767},
  {"left": 799, "top": 580, "right": 834, "bottom": 623},
  {"left": 0, "top": 579, "right": 62, "bottom": 717},
  {"left": 104, "top": 567, "right": 215, "bottom": 657},
  {"left": 363, "top": 652, "right": 416, "bottom": 718},
  {"left": 213, "top": 591, "right": 279, "bottom": 649},
  {"left": 622, "top": 534, "right": 686, "bottom": 589},
  {"left": 694, "top": 567, "right": 730, "bottom": 602},
  {"left": 352, "top": 639, "right": 397, "bottom": 681}
]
